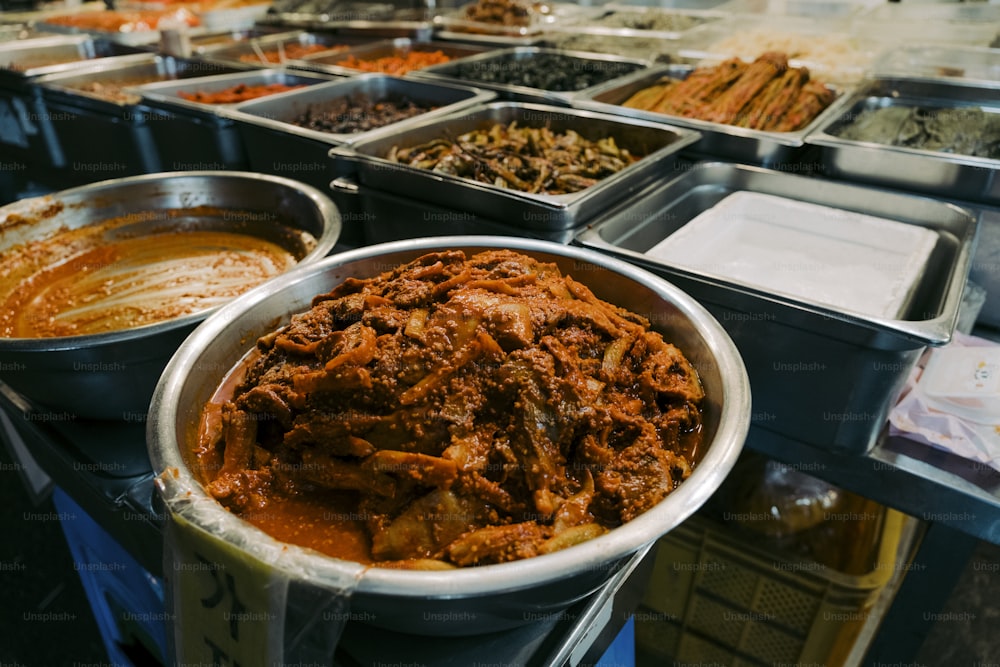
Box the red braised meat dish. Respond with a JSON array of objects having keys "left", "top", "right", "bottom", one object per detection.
[{"left": 195, "top": 249, "right": 704, "bottom": 568}]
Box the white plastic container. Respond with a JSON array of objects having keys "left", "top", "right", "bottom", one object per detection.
[
  {"left": 644, "top": 191, "right": 939, "bottom": 320},
  {"left": 919, "top": 346, "right": 1000, "bottom": 425}
]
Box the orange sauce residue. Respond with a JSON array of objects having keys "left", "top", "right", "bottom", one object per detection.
[{"left": 0, "top": 210, "right": 302, "bottom": 338}]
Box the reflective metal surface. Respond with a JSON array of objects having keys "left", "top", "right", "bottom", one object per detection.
[
  {"left": 148, "top": 235, "right": 750, "bottom": 635},
  {"left": 0, "top": 171, "right": 342, "bottom": 419}
]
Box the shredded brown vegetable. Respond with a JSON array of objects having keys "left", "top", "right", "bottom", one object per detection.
[
  {"left": 196, "top": 249, "right": 704, "bottom": 568},
  {"left": 386, "top": 122, "right": 639, "bottom": 195}
]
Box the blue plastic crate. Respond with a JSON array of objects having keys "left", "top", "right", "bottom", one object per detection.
[
  {"left": 597, "top": 615, "right": 636, "bottom": 667},
  {"left": 53, "top": 487, "right": 167, "bottom": 667}
]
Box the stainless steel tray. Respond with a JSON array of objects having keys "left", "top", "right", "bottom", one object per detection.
[
  {"left": 0, "top": 33, "right": 133, "bottom": 87},
  {"left": 538, "top": 30, "right": 682, "bottom": 62},
  {"left": 433, "top": 29, "right": 544, "bottom": 47},
  {"left": 223, "top": 74, "right": 495, "bottom": 193},
  {"left": 259, "top": 17, "right": 435, "bottom": 41},
  {"left": 132, "top": 67, "right": 341, "bottom": 169},
  {"left": 547, "top": 6, "right": 723, "bottom": 40},
  {"left": 575, "top": 161, "right": 978, "bottom": 454},
  {"left": 33, "top": 56, "right": 262, "bottom": 174},
  {"left": 330, "top": 100, "right": 702, "bottom": 231},
  {"left": 330, "top": 175, "right": 580, "bottom": 245},
  {"left": 432, "top": 1, "right": 600, "bottom": 37},
  {"left": 410, "top": 46, "right": 650, "bottom": 105},
  {"left": 33, "top": 53, "right": 250, "bottom": 108},
  {"left": 574, "top": 62, "right": 846, "bottom": 166},
  {"left": 129, "top": 67, "right": 338, "bottom": 113},
  {"left": 807, "top": 77, "right": 1000, "bottom": 205},
  {"left": 225, "top": 72, "right": 496, "bottom": 145},
  {"left": 0, "top": 35, "right": 140, "bottom": 164},
  {"left": 871, "top": 45, "right": 1000, "bottom": 88},
  {"left": 286, "top": 37, "right": 491, "bottom": 76},
  {"left": 260, "top": 0, "right": 433, "bottom": 36},
  {"left": 197, "top": 29, "right": 376, "bottom": 67}
]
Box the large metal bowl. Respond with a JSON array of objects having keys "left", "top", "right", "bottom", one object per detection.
[
  {"left": 147, "top": 236, "right": 750, "bottom": 638},
  {"left": 0, "top": 171, "right": 342, "bottom": 420}
]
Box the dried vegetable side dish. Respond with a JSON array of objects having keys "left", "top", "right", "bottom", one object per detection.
[
  {"left": 386, "top": 121, "right": 639, "bottom": 194},
  {"left": 0, "top": 207, "right": 305, "bottom": 338},
  {"left": 194, "top": 249, "right": 705, "bottom": 567},
  {"left": 621, "top": 52, "right": 836, "bottom": 132},
  {"left": 290, "top": 95, "right": 437, "bottom": 134},
  {"left": 332, "top": 50, "right": 452, "bottom": 75},
  {"left": 833, "top": 105, "right": 1000, "bottom": 159},
  {"left": 237, "top": 42, "right": 352, "bottom": 63},
  {"left": 178, "top": 82, "right": 307, "bottom": 103}
]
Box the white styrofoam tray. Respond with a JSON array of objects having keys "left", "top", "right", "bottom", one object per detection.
[{"left": 645, "top": 191, "right": 939, "bottom": 319}]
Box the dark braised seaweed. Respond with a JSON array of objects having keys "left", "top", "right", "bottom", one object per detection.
[
  {"left": 835, "top": 105, "right": 1000, "bottom": 158},
  {"left": 444, "top": 52, "right": 641, "bottom": 91},
  {"left": 290, "top": 95, "right": 435, "bottom": 134}
]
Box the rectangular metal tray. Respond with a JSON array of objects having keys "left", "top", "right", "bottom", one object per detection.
[
  {"left": 286, "top": 37, "right": 491, "bottom": 76},
  {"left": 575, "top": 161, "right": 978, "bottom": 454},
  {"left": 537, "top": 30, "right": 679, "bottom": 62},
  {"left": 129, "top": 67, "right": 339, "bottom": 113},
  {"left": 547, "top": 6, "right": 723, "bottom": 40},
  {"left": 197, "top": 29, "right": 377, "bottom": 67},
  {"left": 432, "top": 1, "right": 600, "bottom": 37},
  {"left": 33, "top": 53, "right": 250, "bottom": 109},
  {"left": 33, "top": 55, "right": 255, "bottom": 173},
  {"left": 226, "top": 72, "right": 495, "bottom": 144},
  {"left": 133, "top": 68, "right": 342, "bottom": 170},
  {"left": 871, "top": 45, "right": 1000, "bottom": 88},
  {"left": 0, "top": 34, "right": 139, "bottom": 165},
  {"left": 224, "top": 74, "right": 495, "bottom": 189},
  {"left": 807, "top": 77, "right": 1000, "bottom": 206},
  {"left": 329, "top": 175, "right": 580, "bottom": 246},
  {"left": 0, "top": 34, "right": 135, "bottom": 88},
  {"left": 331, "top": 101, "right": 702, "bottom": 231},
  {"left": 410, "top": 46, "right": 650, "bottom": 106},
  {"left": 574, "top": 63, "right": 845, "bottom": 167}
]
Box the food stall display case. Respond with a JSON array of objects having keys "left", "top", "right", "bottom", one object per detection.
[{"left": 2, "top": 1, "right": 1000, "bottom": 665}]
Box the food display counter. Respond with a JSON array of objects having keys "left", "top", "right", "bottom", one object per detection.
[{"left": 2, "top": 0, "right": 1000, "bottom": 665}]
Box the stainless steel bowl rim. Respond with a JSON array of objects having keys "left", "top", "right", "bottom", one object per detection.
[
  {"left": 148, "top": 235, "right": 751, "bottom": 598},
  {"left": 0, "top": 170, "right": 341, "bottom": 351}
]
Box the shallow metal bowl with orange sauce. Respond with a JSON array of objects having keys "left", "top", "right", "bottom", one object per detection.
[{"left": 0, "top": 171, "right": 341, "bottom": 419}]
